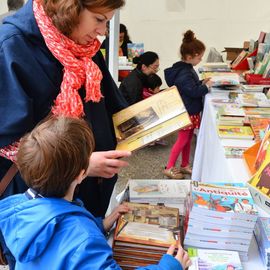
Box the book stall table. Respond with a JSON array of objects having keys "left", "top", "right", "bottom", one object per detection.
[{"left": 191, "top": 89, "right": 269, "bottom": 269}]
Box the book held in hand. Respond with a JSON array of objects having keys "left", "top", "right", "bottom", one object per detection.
[
  {"left": 113, "top": 86, "right": 191, "bottom": 151},
  {"left": 112, "top": 202, "right": 181, "bottom": 268}
]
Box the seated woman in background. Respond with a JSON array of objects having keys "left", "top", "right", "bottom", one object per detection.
[{"left": 119, "top": 51, "right": 160, "bottom": 105}]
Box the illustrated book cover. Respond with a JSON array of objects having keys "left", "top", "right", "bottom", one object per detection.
[
  {"left": 223, "top": 146, "right": 248, "bottom": 159},
  {"left": 217, "top": 125, "right": 254, "bottom": 140},
  {"left": 113, "top": 86, "right": 191, "bottom": 151},
  {"left": 188, "top": 248, "right": 243, "bottom": 270},
  {"left": 113, "top": 202, "right": 180, "bottom": 248}
]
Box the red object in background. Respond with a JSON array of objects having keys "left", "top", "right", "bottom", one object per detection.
[
  {"left": 245, "top": 74, "right": 270, "bottom": 85},
  {"left": 232, "top": 49, "right": 258, "bottom": 71}
]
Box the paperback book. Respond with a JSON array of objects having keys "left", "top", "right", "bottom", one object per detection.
[
  {"left": 223, "top": 146, "right": 248, "bottom": 159},
  {"left": 249, "top": 117, "right": 270, "bottom": 142},
  {"left": 188, "top": 248, "right": 243, "bottom": 270},
  {"left": 113, "top": 86, "right": 191, "bottom": 151},
  {"left": 254, "top": 217, "right": 270, "bottom": 269},
  {"left": 217, "top": 125, "right": 254, "bottom": 140}
]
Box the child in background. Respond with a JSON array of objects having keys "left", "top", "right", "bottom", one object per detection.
[
  {"left": 143, "top": 73, "right": 162, "bottom": 99},
  {"left": 163, "top": 30, "right": 212, "bottom": 179},
  {"left": 143, "top": 74, "right": 168, "bottom": 146},
  {"left": 0, "top": 116, "right": 191, "bottom": 270}
]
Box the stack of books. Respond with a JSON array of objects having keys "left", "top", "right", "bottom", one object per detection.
[
  {"left": 112, "top": 202, "right": 181, "bottom": 268},
  {"left": 128, "top": 179, "right": 191, "bottom": 215},
  {"left": 254, "top": 217, "right": 270, "bottom": 270},
  {"left": 188, "top": 248, "right": 243, "bottom": 270},
  {"left": 184, "top": 182, "right": 258, "bottom": 261},
  {"left": 241, "top": 84, "right": 270, "bottom": 93},
  {"left": 217, "top": 104, "right": 246, "bottom": 126}
]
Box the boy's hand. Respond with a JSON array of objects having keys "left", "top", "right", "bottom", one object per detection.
[
  {"left": 166, "top": 245, "right": 191, "bottom": 269},
  {"left": 103, "top": 203, "right": 130, "bottom": 232},
  {"left": 87, "top": 150, "right": 131, "bottom": 178}
]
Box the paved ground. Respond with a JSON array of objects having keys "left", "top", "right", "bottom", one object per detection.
[{"left": 115, "top": 132, "right": 196, "bottom": 194}]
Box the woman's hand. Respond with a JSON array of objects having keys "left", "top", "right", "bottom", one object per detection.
[
  {"left": 166, "top": 245, "right": 192, "bottom": 269},
  {"left": 103, "top": 203, "right": 130, "bottom": 232},
  {"left": 87, "top": 150, "right": 131, "bottom": 178}
]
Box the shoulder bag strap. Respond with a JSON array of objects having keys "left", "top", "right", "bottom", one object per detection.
[{"left": 0, "top": 163, "right": 18, "bottom": 197}]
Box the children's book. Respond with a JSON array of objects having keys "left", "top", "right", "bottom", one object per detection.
[
  {"left": 217, "top": 125, "right": 254, "bottom": 140},
  {"left": 112, "top": 86, "right": 191, "bottom": 151},
  {"left": 188, "top": 248, "right": 243, "bottom": 270},
  {"left": 249, "top": 134, "right": 270, "bottom": 198},
  {"left": 254, "top": 217, "right": 270, "bottom": 269},
  {"left": 244, "top": 107, "right": 270, "bottom": 116},
  {"left": 127, "top": 43, "right": 144, "bottom": 62},
  {"left": 241, "top": 84, "right": 270, "bottom": 92},
  {"left": 202, "top": 72, "right": 240, "bottom": 86},
  {"left": 223, "top": 146, "right": 248, "bottom": 159},
  {"left": 254, "top": 124, "right": 270, "bottom": 170},
  {"left": 190, "top": 181, "right": 258, "bottom": 225},
  {"left": 218, "top": 104, "right": 245, "bottom": 117},
  {"left": 249, "top": 117, "right": 270, "bottom": 142},
  {"left": 231, "top": 50, "right": 249, "bottom": 69}
]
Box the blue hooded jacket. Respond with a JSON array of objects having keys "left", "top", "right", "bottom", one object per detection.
[
  {"left": 0, "top": 0, "right": 127, "bottom": 216},
  {"left": 0, "top": 194, "right": 183, "bottom": 270},
  {"left": 164, "top": 61, "right": 209, "bottom": 115}
]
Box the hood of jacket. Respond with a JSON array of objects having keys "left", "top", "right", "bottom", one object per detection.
[
  {"left": 0, "top": 194, "right": 94, "bottom": 263},
  {"left": 164, "top": 61, "right": 193, "bottom": 87}
]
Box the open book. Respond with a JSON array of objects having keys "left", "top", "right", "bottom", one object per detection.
[{"left": 113, "top": 86, "right": 191, "bottom": 151}]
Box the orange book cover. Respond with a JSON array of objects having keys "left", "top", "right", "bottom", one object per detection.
[
  {"left": 249, "top": 117, "right": 270, "bottom": 142},
  {"left": 243, "top": 142, "right": 260, "bottom": 175}
]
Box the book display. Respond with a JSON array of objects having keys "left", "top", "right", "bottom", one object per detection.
[
  {"left": 112, "top": 202, "right": 181, "bottom": 268},
  {"left": 112, "top": 86, "right": 191, "bottom": 151},
  {"left": 184, "top": 182, "right": 258, "bottom": 261}
]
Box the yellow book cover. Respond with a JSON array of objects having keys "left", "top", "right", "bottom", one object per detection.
[
  {"left": 249, "top": 143, "right": 270, "bottom": 197},
  {"left": 217, "top": 125, "right": 254, "bottom": 139},
  {"left": 113, "top": 86, "right": 191, "bottom": 151}
]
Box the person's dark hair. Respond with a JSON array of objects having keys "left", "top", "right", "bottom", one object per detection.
[
  {"left": 147, "top": 73, "right": 162, "bottom": 90},
  {"left": 42, "top": 0, "right": 125, "bottom": 36},
  {"left": 133, "top": 51, "right": 159, "bottom": 70},
  {"left": 180, "top": 30, "right": 205, "bottom": 60},
  {"left": 7, "top": 0, "right": 24, "bottom": 11},
  {"left": 120, "top": 23, "right": 130, "bottom": 43},
  {"left": 17, "top": 116, "right": 95, "bottom": 197}
]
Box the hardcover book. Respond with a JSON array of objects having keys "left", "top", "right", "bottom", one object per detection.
[
  {"left": 113, "top": 202, "right": 181, "bottom": 268},
  {"left": 202, "top": 72, "right": 240, "bottom": 86},
  {"left": 113, "top": 86, "right": 191, "bottom": 151}
]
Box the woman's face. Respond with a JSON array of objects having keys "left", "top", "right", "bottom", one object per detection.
[
  {"left": 70, "top": 9, "right": 115, "bottom": 45},
  {"left": 142, "top": 59, "right": 160, "bottom": 76}
]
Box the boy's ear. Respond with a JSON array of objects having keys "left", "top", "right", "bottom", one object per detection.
[{"left": 76, "top": 169, "right": 86, "bottom": 184}]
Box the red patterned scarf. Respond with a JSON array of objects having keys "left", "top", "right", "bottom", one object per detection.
[{"left": 33, "top": 0, "right": 103, "bottom": 117}]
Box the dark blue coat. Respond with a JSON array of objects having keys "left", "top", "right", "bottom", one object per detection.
[
  {"left": 164, "top": 61, "right": 208, "bottom": 115},
  {"left": 0, "top": 0, "right": 127, "bottom": 217}
]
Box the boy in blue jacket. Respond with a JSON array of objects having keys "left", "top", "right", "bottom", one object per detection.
[{"left": 0, "top": 116, "right": 191, "bottom": 270}]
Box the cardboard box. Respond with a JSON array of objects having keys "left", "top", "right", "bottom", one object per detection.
[
  {"left": 223, "top": 47, "right": 244, "bottom": 61},
  {"left": 248, "top": 182, "right": 270, "bottom": 214}
]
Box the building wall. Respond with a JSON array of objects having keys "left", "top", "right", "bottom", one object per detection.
[{"left": 120, "top": 0, "right": 270, "bottom": 86}]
